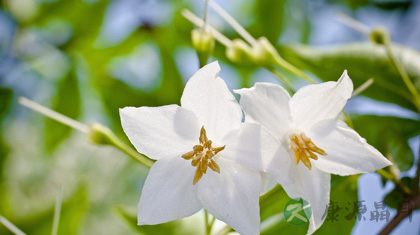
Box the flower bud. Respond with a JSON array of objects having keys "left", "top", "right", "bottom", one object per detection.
[
  {"left": 192, "top": 29, "right": 215, "bottom": 67},
  {"left": 225, "top": 39, "right": 255, "bottom": 65},
  {"left": 87, "top": 123, "right": 117, "bottom": 146},
  {"left": 251, "top": 37, "right": 280, "bottom": 67},
  {"left": 369, "top": 26, "right": 390, "bottom": 45}
]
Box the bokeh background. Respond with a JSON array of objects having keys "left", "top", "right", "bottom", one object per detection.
[{"left": 1, "top": 0, "right": 420, "bottom": 234}]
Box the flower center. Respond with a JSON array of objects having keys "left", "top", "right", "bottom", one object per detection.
[
  {"left": 182, "top": 126, "right": 225, "bottom": 185},
  {"left": 288, "top": 133, "right": 326, "bottom": 170}
]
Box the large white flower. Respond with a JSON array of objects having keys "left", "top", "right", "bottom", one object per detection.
[
  {"left": 235, "top": 71, "right": 392, "bottom": 234},
  {"left": 120, "top": 61, "right": 285, "bottom": 235}
]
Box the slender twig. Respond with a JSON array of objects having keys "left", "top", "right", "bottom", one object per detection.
[
  {"left": 273, "top": 56, "right": 316, "bottom": 84},
  {"left": 336, "top": 12, "right": 370, "bottom": 35},
  {"left": 19, "top": 97, "right": 89, "bottom": 133},
  {"left": 202, "top": 0, "right": 209, "bottom": 32},
  {"left": 383, "top": 40, "right": 420, "bottom": 113},
  {"left": 0, "top": 215, "right": 26, "bottom": 235},
  {"left": 52, "top": 185, "right": 63, "bottom": 235},
  {"left": 208, "top": 0, "right": 257, "bottom": 46},
  {"left": 265, "top": 66, "right": 294, "bottom": 93},
  {"left": 18, "top": 97, "right": 153, "bottom": 168},
  {"left": 182, "top": 9, "right": 233, "bottom": 48},
  {"left": 352, "top": 78, "right": 374, "bottom": 97},
  {"left": 376, "top": 169, "right": 412, "bottom": 195}
]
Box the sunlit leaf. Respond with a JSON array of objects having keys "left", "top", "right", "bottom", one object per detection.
[
  {"left": 351, "top": 115, "right": 420, "bottom": 171},
  {"left": 279, "top": 42, "right": 420, "bottom": 111}
]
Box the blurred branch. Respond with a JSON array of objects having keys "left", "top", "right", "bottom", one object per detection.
[
  {"left": 19, "top": 97, "right": 89, "bottom": 133},
  {"left": 0, "top": 215, "right": 27, "bottom": 235},
  {"left": 383, "top": 39, "right": 420, "bottom": 113},
  {"left": 378, "top": 194, "right": 420, "bottom": 235},
  {"left": 413, "top": 137, "right": 420, "bottom": 194},
  {"left": 352, "top": 78, "right": 374, "bottom": 97},
  {"left": 182, "top": 9, "right": 232, "bottom": 48},
  {"left": 18, "top": 97, "right": 154, "bottom": 168},
  {"left": 52, "top": 185, "right": 63, "bottom": 235},
  {"left": 265, "top": 66, "right": 294, "bottom": 93}
]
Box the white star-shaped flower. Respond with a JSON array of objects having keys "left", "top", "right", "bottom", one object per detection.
[
  {"left": 235, "top": 71, "right": 392, "bottom": 234},
  {"left": 120, "top": 61, "right": 284, "bottom": 235}
]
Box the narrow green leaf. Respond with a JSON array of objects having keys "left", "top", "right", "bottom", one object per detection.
[{"left": 45, "top": 68, "right": 81, "bottom": 152}]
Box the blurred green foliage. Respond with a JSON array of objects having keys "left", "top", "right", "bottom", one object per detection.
[{"left": 0, "top": 0, "right": 419, "bottom": 234}]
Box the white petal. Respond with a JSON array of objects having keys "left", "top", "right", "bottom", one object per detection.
[
  {"left": 260, "top": 172, "right": 278, "bottom": 195},
  {"left": 138, "top": 156, "right": 202, "bottom": 225},
  {"left": 282, "top": 164, "right": 331, "bottom": 235},
  {"left": 290, "top": 71, "right": 353, "bottom": 130},
  {"left": 222, "top": 123, "right": 292, "bottom": 186},
  {"left": 197, "top": 159, "right": 261, "bottom": 235},
  {"left": 309, "top": 119, "right": 392, "bottom": 175},
  {"left": 235, "top": 82, "right": 292, "bottom": 137},
  {"left": 120, "top": 105, "right": 200, "bottom": 160},
  {"left": 180, "top": 61, "right": 242, "bottom": 141}
]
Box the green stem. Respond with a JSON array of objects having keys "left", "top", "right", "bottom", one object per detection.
[
  {"left": 377, "top": 169, "right": 412, "bottom": 195},
  {"left": 51, "top": 185, "right": 63, "bottom": 235},
  {"left": 112, "top": 136, "right": 154, "bottom": 168},
  {"left": 265, "top": 66, "right": 294, "bottom": 94},
  {"left": 203, "top": 0, "right": 209, "bottom": 31},
  {"left": 88, "top": 124, "right": 154, "bottom": 168},
  {"left": 383, "top": 40, "right": 420, "bottom": 113},
  {"left": 217, "top": 225, "right": 232, "bottom": 235},
  {"left": 18, "top": 97, "right": 154, "bottom": 168},
  {"left": 274, "top": 56, "right": 316, "bottom": 84},
  {"left": 204, "top": 210, "right": 213, "bottom": 235}
]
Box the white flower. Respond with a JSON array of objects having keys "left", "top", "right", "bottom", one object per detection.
[
  {"left": 120, "top": 61, "right": 283, "bottom": 235},
  {"left": 235, "top": 71, "right": 392, "bottom": 234}
]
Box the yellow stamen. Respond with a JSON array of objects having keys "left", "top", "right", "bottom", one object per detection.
[
  {"left": 183, "top": 126, "right": 225, "bottom": 185},
  {"left": 289, "top": 133, "right": 327, "bottom": 170}
]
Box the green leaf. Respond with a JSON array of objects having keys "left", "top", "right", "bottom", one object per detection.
[
  {"left": 115, "top": 206, "right": 202, "bottom": 235},
  {"left": 260, "top": 185, "right": 307, "bottom": 235},
  {"left": 384, "top": 177, "right": 413, "bottom": 209},
  {"left": 44, "top": 68, "right": 81, "bottom": 152},
  {"left": 279, "top": 42, "right": 420, "bottom": 111},
  {"left": 314, "top": 175, "right": 359, "bottom": 235},
  {"left": 96, "top": 77, "right": 158, "bottom": 137},
  {"left": 260, "top": 175, "right": 359, "bottom": 235},
  {"left": 351, "top": 115, "right": 420, "bottom": 171},
  {"left": 249, "top": 0, "right": 286, "bottom": 44},
  {"left": 0, "top": 187, "right": 88, "bottom": 235},
  {"left": 0, "top": 88, "right": 12, "bottom": 177}
]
